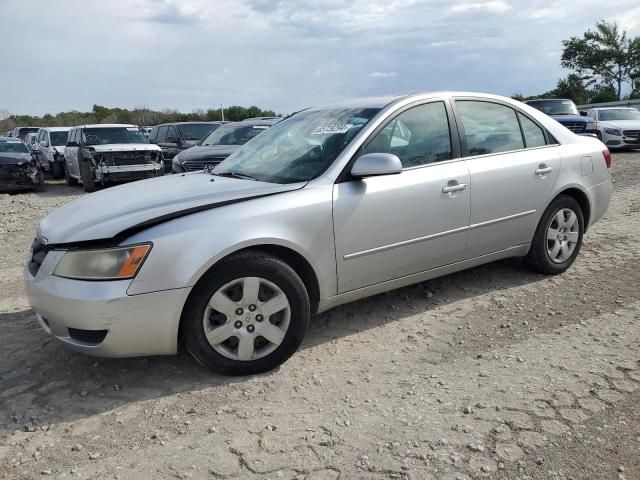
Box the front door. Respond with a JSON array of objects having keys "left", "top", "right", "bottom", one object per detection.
[
  {"left": 333, "top": 101, "right": 471, "bottom": 293},
  {"left": 453, "top": 99, "right": 561, "bottom": 258}
]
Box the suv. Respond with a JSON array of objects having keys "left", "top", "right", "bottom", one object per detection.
[
  {"left": 64, "top": 124, "right": 163, "bottom": 192},
  {"left": 525, "top": 99, "right": 597, "bottom": 136},
  {"left": 149, "top": 122, "right": 223, "bottom": 171},
  {"left": 172, "top": 118, "right": 280, "bottom": 173},
  {"left": 10, "top": 126, "right": 40, "bottom": 141},
  {"left": 33, "top": 127, "right": 70, "bottom": 178}
]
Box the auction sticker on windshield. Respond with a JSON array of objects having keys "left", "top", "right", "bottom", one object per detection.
[{"left": 312, "top": 124, "right": 353, "bottom": 135}]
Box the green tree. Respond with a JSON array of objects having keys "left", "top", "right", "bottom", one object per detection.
[{"left": 561, "top": 20, "right": 640, "bottom": 100}]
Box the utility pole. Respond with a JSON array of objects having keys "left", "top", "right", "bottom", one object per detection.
[{"left": 220, "top": 104, "right": 224, "bottom": 121}]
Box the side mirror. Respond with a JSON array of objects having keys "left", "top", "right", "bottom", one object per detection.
[
  {"left": 351, "top": 153, "right": 403, "bottom": 178},
  {"left": 66, "top": 141, "right": 79, "bottom": 147},
  {"left": 166, "top": 135, "right": 179, "bottom": 144}
]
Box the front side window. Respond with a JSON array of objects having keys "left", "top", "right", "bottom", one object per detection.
[
  {"left": 518, "top": 113, "right": 546, "bottom": 148},
  {"left": 82, "top": 127, "right": 147, "bottom": 146},
  {"left": 457, "top": 101, "right": 524, "bottom": 156},
  {"left": 360, "top": 102, "right": 452, "bottom": 168},
  {"left": 214, "top": 107, "right": 381, "bottom": 184}
]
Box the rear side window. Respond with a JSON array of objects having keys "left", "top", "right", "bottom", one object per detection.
[
  {"left": 156, "top": 126, "right": 168, "bottom": 143},
  {"left": 518, "top": 113, "right": 546, "bottom": 148},
  {"left": 457, "top": 101, "right": 524, "bottom": 156},
  {"left": 149, "top": 127, "right": 158, "bottom": 142},
  {"left": 361, "top": 101, "right": 452, "bottom": 168}
]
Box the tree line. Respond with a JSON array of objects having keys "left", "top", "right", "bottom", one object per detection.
[
  {"left": 514, "top": 21, "right": 640, "bottom": 105},
  {"left": 0, "top": 104, "right": 279, "bottom": 132}
]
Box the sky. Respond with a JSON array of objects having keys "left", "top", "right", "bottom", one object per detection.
[{"left": 0, "top": 0, "right": 639, "bottom": 116}]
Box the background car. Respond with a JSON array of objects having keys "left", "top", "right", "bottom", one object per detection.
[
  {"left": 525, "top": 98, "right": 597, "bottom": 136},
  {"left": 172, "top": 118, "right": 280, "bottom": 173},
  {"left": 10, "top": 126, "right": 40, "bottom": 141},
  {"left": 0, "top": 136, "right": 43, "bottom": 191},
  {"left": 34, "top": 127, "right": 70, "bottom": 178},
  {"left": 25, "top": 92, "right": 611, "bottom": 376},
  {"left": 24, "top": 132, "right": 39, "bottom": 152},
  {"left": 586, "top": 107, "right": 640, "bottom": 150},
  {"left": 149, "top": 121, "right": 223, "bottom": 171},
  {"left": 63, "top": 124, "right": 163, "bottom": 192}
]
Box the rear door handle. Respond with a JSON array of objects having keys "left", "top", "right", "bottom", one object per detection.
[
  {"left": 442, "top": 183, "right": 467, "bottom": 193},
  {"left": 535, "top": 166, "right": 553, "bottom": 175}
]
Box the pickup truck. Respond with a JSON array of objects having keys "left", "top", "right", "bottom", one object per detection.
[{"left": 525, "top": 99, "right": 597, "bottom": 136}]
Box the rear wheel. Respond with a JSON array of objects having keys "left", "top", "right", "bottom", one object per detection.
[
  {"left": 64, "top": 162, "right": 78, "bottom": 186},
  {"left": 181, "top": 251, "right": 310, "bottom": 376},
  {"left": 525, "top": 194, "right": 584, "bottom": 275},
  {"left": 51, "top": 159, "right": 63, "bottom": 179},
  {"left": 80, "top": 160, "right": 97, "bottom": 192}
]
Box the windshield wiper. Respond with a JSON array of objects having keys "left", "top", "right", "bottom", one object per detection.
[{"left": 214, "top": 171, "right": 259, "bottom": 181}]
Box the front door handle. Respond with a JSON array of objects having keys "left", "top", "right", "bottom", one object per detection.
[
  {"left": 442, "top": 182, "right": 468, "bottom": 193},
  {"left": 535, "top": 165, "right": 553, "bottom": 175}
]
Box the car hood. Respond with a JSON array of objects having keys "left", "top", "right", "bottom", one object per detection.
[
  {"left": 38, "top": 173, "right": 305, "bottom": 244},
  {"left": 598, "top": 120, "right": 640, "bottom": 130},
  {"left": 177, "top": 145, "right": 239, "bottom": 162},
  {"left": 0, "top": 152, "right": 32, "bottom": 166},
  {"left": 87, "top": 144, "right": 162, "bottom": 153},
  {"left": 551, "top": 114, "right": 592, "bottom": 123}
]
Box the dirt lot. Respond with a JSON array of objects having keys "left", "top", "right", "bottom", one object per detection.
[{"left": 1, "top": 152, "right": 640, "bottom": 480}]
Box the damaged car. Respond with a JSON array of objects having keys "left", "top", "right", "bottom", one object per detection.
[
  {"left": 0, "top": 137, "right": 44, "bottom": 192},
  {"left": 63, "top": 124, "right": 163, "bottom": 192}
]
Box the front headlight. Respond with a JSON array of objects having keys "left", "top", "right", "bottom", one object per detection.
[
  {"left": 604, "top": 128, "right": 622, "bottom": 136},
  {"left": 53, "top": 243, "right": 152, "bottom": 280},
  {"left": 586, "top": 122, "right": 597, "bottom": 131}
]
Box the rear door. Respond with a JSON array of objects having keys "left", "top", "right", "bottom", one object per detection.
[
  {"left": 333, "top": 100, "right": 471, "bottom": 293},
  {"left": 453, "top": 98, "right": 561, "bottom": 258},
  {"left": 65, "top": 129, "right": 80, "bottom": 178}
]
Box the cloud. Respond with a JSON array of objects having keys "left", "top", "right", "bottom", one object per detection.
[
  {"left": 449, "top": 1, "right": 512, "bottom": 14},
  {"left": 368, "top": 72, "right": 397, "bottom": 78},
  {"left": 138, "top": 0, "right": 203, "bottom": 24}
]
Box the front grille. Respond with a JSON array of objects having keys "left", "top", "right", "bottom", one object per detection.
[
  {"left": 101, "top": 151, "right": 156, "bottom": 166},
  {"left": 68, "top": 328, "right": 108, "bottom": 345},
  {"left": 28, "top": 237, "right": 51, "bottom": 276},
  {"left": 0, "top": 164, "right": 29, "bottom": 181},
  {"left": 623, "top": 130, "right": 640, "bottom": 138},
  {"left": 183, "top": 159, "right": 224, "bottom": 171},
  {"left": 563, "top": 123, "right": 584, "bottom": 133}
]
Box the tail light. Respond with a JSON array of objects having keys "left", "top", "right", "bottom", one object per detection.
[{"left": 602, "top": 149, "right": 612, "bottom": 169}]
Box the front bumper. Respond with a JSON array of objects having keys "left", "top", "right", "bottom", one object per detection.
[
  {"left": 96, "top": 163, "right": 163, "bottom": 182},
  {"left": 24, "top": 253, "right": 190, "bottom": 357},
  {"left": 0, "top": 166, "right": 41, "bottom": 191}
]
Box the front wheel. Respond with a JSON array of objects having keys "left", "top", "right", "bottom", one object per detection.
[
  {"left": 181, "top": 252, "right": 310, "bottom": 376},
  {"left": 64, "top": 162, "right": 78, "bottom": 186},
  {"left": 525, "top": 194, "right": 584, "bottom": 275},
  {"left": 80, "top": 160, "right": 97, "bottom": 193}
]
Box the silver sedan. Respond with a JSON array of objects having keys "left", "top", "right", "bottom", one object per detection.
[{"left": 25, "top": 92, "right": 612, "bottom": 375}]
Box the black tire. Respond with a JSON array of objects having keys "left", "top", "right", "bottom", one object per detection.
[
  {"left": 51, "top": 159, "right": 63, "bottom": 179},
  {"left": 80, "top": 160, "right": 97, "bottom": 192},
  {"left": 64, "top": 162, "right": 78, "bottom": 186},
  {"left": 525, "top": 194, "right": 584, "bottom": 275},
  {"left": 181, "top": 251, "right": 310, "bottom": 376}
]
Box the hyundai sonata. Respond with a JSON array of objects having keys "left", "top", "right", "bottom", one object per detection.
[{"left": 25, "top": 92, "right": 612, "bottom": 375}]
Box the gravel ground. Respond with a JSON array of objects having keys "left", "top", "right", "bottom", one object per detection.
[{"left": 1, "top": 152, "right": 639, "bottom": 480}]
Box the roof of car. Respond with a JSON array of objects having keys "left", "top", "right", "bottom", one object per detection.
[
  {"left": 73, "top": 124, "right": 138, "bottom": 129},
  {"left": 153, "top": 121, "right": 223, "bottom": 127},
  {"left": 0, "top": 136, "right": 24, "bottom": 142},
  {"left": 592, "top": 107, "right": 638, "bottom": 110},
  {"left": 40, "top": 126, "right": 71, "bottom": 131}
]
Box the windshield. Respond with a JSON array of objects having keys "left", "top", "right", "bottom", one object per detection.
[
  {"left": 0, "top": 139, "right": 29, "bottom": 153},
  {"left": 213, "top": 107, "right": 381, "bottom": 184},
  {"left": 18, "top": 127, "right": 39, "bottom": 136},
  {"left": 598, "top": 109, "right": 640, "bottom": 121},
  {"left": 177, "top": 123, "right": 218, "bottom": 141},
  {"left": 527, "top": 100, "right": 578, "bottom": 116},
  {"left": 50, "top": 131, "right": 69, "bottom": 146},
  {"left": 82, "top": 127, "right": 147, "bottom": 146},
  {"left": 201, "top": 123, "right": 271, "bottom": 146}
]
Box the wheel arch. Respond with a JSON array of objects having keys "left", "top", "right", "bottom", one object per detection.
[
  {"left": 552, "top": 186, "right": 591, "bottom": 231},
  {"left": 179, "top": 243, "right": 322, "bottom": 336}
]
